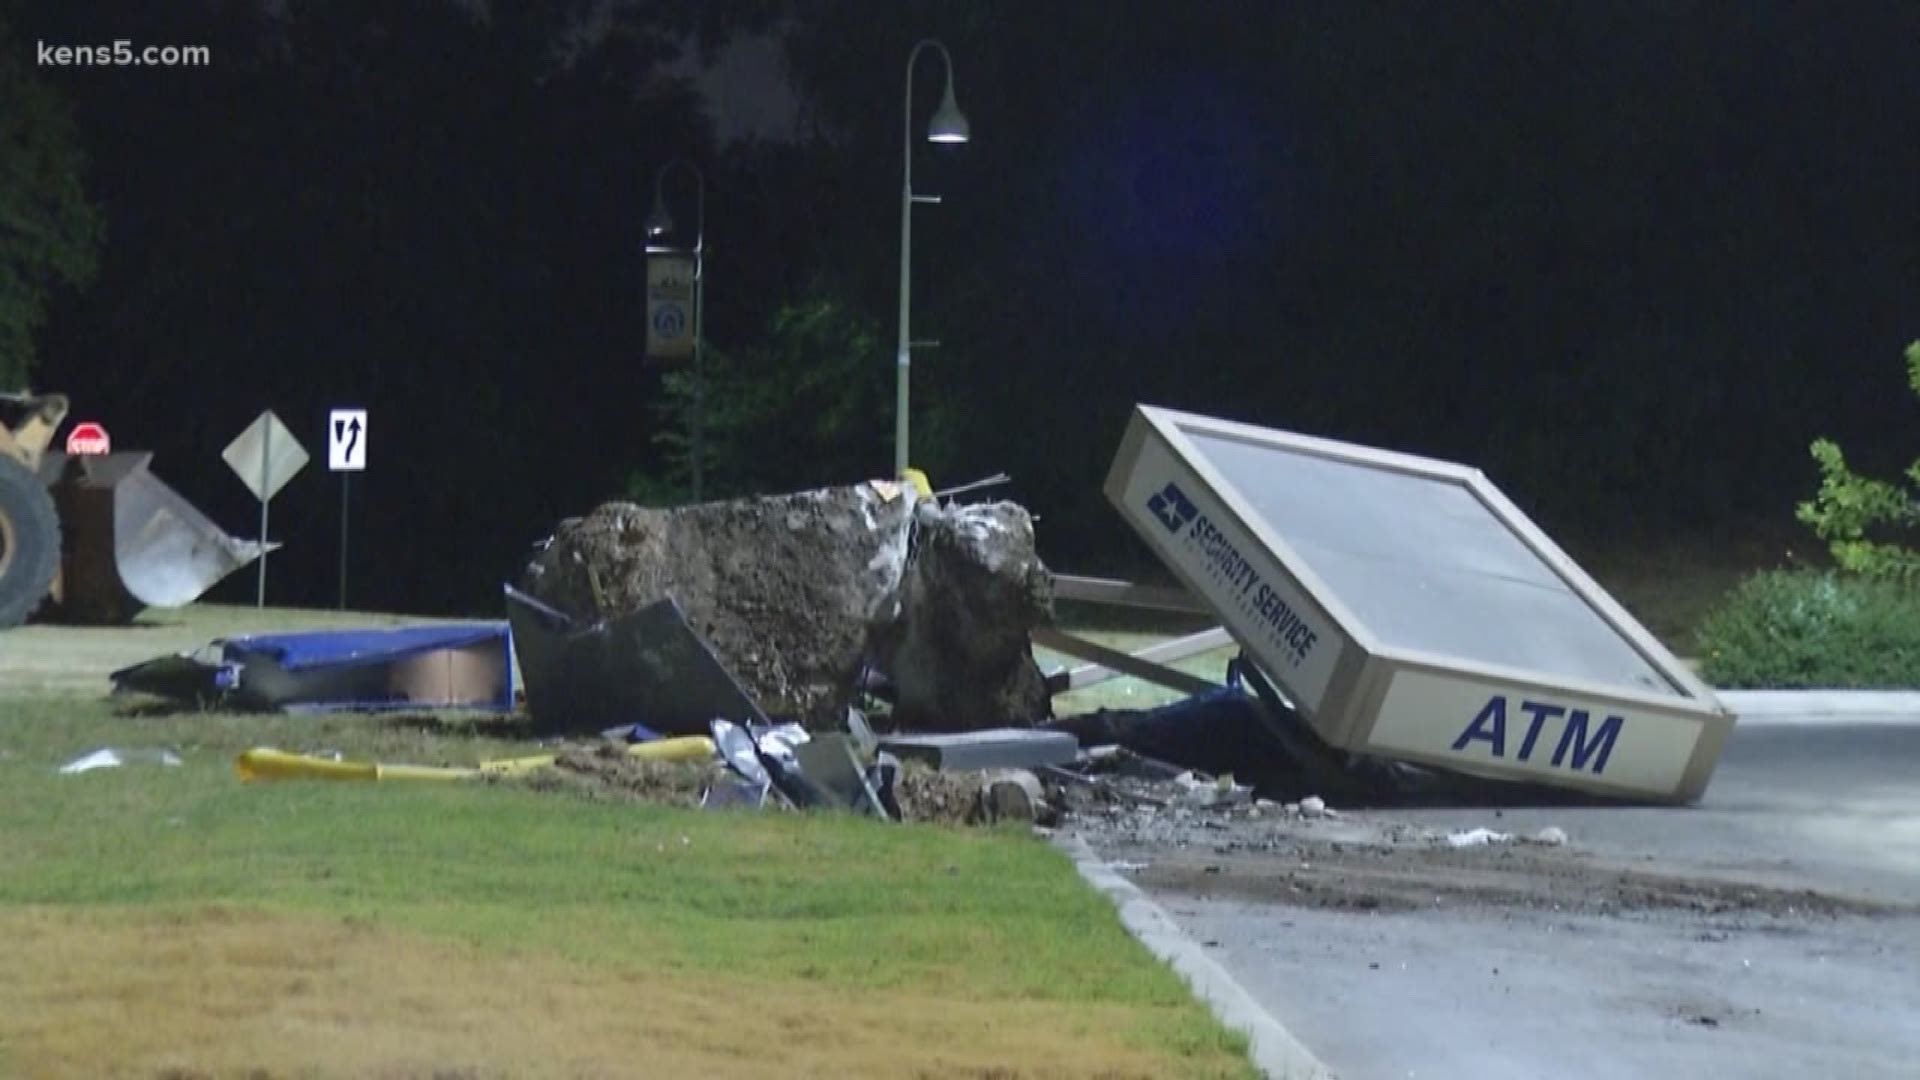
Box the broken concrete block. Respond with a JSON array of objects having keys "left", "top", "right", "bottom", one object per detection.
[
  {"left": 520, "top": 483, "right": 916, "bottom": 728},
  {"left": 877, "top": 500, "right": 1055, "bottom": 731},
  {"left": 879, "top": 728, "right": 1079, "bottom": 772},
  {"left": 892, "top": 763, "right": 982, "bottom": 824},
  {"left": 976, "top": 768, "right": 1053, "bottom": 825}
]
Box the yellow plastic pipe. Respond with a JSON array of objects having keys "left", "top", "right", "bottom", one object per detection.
[
  {"left": 900, "top": 468, "right": 933, "bottom": 498},
  {"left": 236, "top": 736, "right": 717, "bottom": 784},
  {"left": 626, "top": 736, "right": 717, "bottom": 763},
  {"left": 236, "top": 748, "right": 381, "bottom": 782}
]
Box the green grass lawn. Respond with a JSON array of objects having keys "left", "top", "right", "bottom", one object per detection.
[
  {"left": 0, "top": 611, "right": 1256, "bottom": 1079},
  {"left": 0, "top": 526, "right": 1770, "bottom": 1075}
]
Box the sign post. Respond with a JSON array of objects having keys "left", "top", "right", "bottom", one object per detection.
[
  {"left": 222, "top": 410, "right": 309, "bottom": 608},
  {"left": 328, "top": 409, "right": 367, "bottom": 610}
]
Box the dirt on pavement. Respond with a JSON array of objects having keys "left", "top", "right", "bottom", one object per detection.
[{"left": 1071, "top": 801, "right": 1915, "bottom": 922}]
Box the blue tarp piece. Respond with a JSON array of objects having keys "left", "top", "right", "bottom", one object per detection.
[
  {"left": 224, "top": 623, "right": 515, "bottom": 713},
  {"left": 223, "top": 625, "right": 508, "bottom": 671},
  {"left": 601, "top": 722, "right": 667, "bottom": 743},
  {"left": 109, "top": 623, "right": 517, "bottom": 714}
]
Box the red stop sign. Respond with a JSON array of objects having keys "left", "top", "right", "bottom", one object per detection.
[{"left": 66, "top": 421, "right": 111, "bottom": 456}]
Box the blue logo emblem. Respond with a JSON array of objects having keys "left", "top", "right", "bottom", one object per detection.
[
  {"left": 1147, "top": 482, "right": 1198, "bottom": 533},
  {"left": 653, "top": 304, "right": 687, "bottom": 339}
]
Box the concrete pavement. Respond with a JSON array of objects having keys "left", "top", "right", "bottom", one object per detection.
[{"left": 1085, "top": 716, "right": 1920, "bottom": 1080}]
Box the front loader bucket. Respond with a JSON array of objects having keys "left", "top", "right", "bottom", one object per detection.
[{"left": 46, "top": 452, "right": 274, "bottom": 624}]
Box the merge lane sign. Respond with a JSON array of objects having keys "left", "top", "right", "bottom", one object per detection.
[
  {"left": 1103, "top": 405, "right": 1734, "bottom": 804},
  {"left": 329, "top": 409, "right": 367, "bottom": 472}
]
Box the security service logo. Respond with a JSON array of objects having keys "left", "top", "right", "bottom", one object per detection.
[
  {"left": 1147, "top": 482, "right": 1199, "bottom": 534},
  {"left": 1141, "top": 477, "right": 1322, "bottom": 671}
]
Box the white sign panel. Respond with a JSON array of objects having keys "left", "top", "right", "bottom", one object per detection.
[
  {"left": 646, "top": 253, "right": 695, "bottom": 362},
  {"left": 1103, "top": 404, "right": 1734, "bottom": 803},
  {"left": 222, "top": 409, "right": 309, "bottom": 502},
  {"left": 329, "top": 409, "right": 367, "bottom": 472},
  {"left": 1367, "top": 669, "right": 1701, "bottom": 796}
]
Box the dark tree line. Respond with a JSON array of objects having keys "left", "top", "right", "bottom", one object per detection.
[{"left": 10, "top": 0, "right": 1920, "bottom": 613}]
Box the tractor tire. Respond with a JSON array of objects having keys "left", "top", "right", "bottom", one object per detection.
[{"left": 0, "top": 452, "right": 60, "bottom": 630}]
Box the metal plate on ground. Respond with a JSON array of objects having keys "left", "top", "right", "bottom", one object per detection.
[
  {"left": 506, "top": 587, "right": 768, "bottom": 737},
  {"left": 879, "top": 728, "right": 1081, "bottom": 772},
  {"left": 1103, "top": 405, "right": 1734, "bottom": 803}
]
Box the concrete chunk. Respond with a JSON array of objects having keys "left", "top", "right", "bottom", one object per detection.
[{"left": 876, "top": 500, "right": 1055, "bottom": 730}]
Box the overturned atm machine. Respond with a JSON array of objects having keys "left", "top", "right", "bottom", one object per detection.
[{"left": 1101, "top": 406, "right": 1735, "bottom": 804}]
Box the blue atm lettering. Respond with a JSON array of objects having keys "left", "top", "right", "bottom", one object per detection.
[{"left": 1450, "top": 696, "right": 1623, "bottom": 775}]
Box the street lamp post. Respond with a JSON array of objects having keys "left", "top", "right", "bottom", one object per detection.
[
  {"left": 647, "top": 159, "right": 706, "bottom": 502},
  {"left": 896, "top": 38, "right": 970, "bottom": 479}
]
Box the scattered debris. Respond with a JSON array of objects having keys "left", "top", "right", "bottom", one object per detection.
[
  {"left": 699, "top": 775, "right": 771, "bottom": 810},
  {"left": 1108, "top": 861, "right": 1151, "bottom": 874},
  {"left": 234, "top": 737, "right": 715, "bottom": 784},
  {"left": 977, "top": 769, "right": 1055, "bottom": 825},
  {"left": 1446, "top": 828, "right": 1514, "bottom": 848},
  {"left": 892, "top": 763, "right": 984, "bottom": 825},
  {"left": 710, "top": 719, "right": 773, "bottom": 787},
  {"left": 845, "top": 708, "right": 879, "bottom": 756},
  {"left": 59, "top": 748, "right": 181, "bottom": 774},
  {"left": 110, "top": 625, "right": 514, "bottom": 713},
  {"left": 507, "top": 587, "right": 768, "bottom": 737},
  {"left": 794, "top": 734, "right": 891, "bottom": 818},
  {"left": 1174, "top": 771, "right": 1254, "bottom": 810},
  {"left": 1045, "top": 687, "right": 1303, "bottom": 791}
]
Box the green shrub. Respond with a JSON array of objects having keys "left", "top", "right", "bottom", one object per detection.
[
  {"left": 1796, "top": 341, "right": 1920, "bottom": 578},
  {"left": 1696, "top": 570, "right": 1920, "bottom": 688},
  {"left": 633, "top": 279, "right": 905, "bottom": 505}
]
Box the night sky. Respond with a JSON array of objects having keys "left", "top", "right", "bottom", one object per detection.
[{"left": 6, "top": 1, "right": 1918, "bottom": 615}]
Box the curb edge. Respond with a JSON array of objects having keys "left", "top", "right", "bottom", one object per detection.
[{"left": 1057, "top": 832, "right": 1337, "bottom": 1080}]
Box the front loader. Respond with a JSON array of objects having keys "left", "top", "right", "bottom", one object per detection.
[{"left": 0, "top": 391, "right": 271, "bottom": 629}]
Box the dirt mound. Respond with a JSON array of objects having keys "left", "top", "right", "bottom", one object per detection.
[
  {"left": 891, "top": 764, "right": 982, "bottom": 825},
  {"left": 502, "top": 745, "right": 719, "bottom": 808},
  {"left": 521, "top": 485, "right": 1056, "bottom": 734},
  {"left": 521, "top": 484, "right": 915, "bottom": 728}
]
